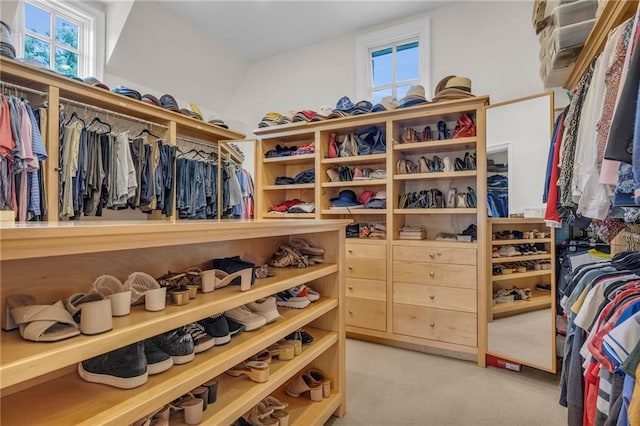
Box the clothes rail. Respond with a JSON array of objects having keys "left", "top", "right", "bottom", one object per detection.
[
  {"left": 59, "top": 96, "right": 168, "bottom": 130},
  {"left": 0, "top": 81, "right": 47, "bottom": 97},
  {"left": 177, "top": 136, "right": 218, "bottom": 152}
]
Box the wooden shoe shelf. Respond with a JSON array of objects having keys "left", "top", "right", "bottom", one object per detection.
[
  {"left": 0, "top": 220, "right": 348, "bottom": 425},
  {"left": 255, "top": 97, "right": 489, "bottom": 366},
  {"left": 486, "top": 218, "right": 556, "bottom": 321}
]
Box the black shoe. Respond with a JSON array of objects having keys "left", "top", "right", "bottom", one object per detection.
[
  {"left": 199, "top": 314, "right": 231, "bottom": 345},
  {"left": 225, "top": 316, "right": 245, "bottom": 337},
  {"left": 78, "top": 342, "right": 148, "bottom": 389},
  {"left": 144, "top": 339, "right": 173, "bottom": 375},
  {"left": 151, "top": 329, "right": 195, "bottom": 365},
  {"left": 286, "top": 329, "right": 314, "bottom": 345},
  {"left": 232, "top": 417, "right": 252, "bottom": 426}
]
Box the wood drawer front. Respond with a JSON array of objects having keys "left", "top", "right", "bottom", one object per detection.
[
  {"left": 393, "top": 283, "right": 476, "bottom": 313},
  {"left": 392, "top": 261, "right": 477, "bottom": 289},
  {"left": 346, "top": 257, "right": 386, "bottom": 280},
  {"left": 393, "top": 304, "right": 477, "bottom": 347},
  {"left": 393, "top": 245, "right": 476, "bottom": 265},
  {"left": 346, "top": 278, "right": 386, "bottom": 301},
  {"left": 346, "top": 243, "right": 386, "bottom": 260},
  {"left": 346, "top": 297, "right": 386, "bottom": 331}
]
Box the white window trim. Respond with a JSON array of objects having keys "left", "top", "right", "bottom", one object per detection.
[
  {"left": 355, "top": 18, "right": 431, "bottom": 102},
  {"left": 15, "top": 0, "right": 105, "bottom": 80}
]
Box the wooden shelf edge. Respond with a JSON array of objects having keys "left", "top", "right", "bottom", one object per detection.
[
  {"left": 491, "top": 294, "right": 552, "bottom": 316},
  {"left": 0, "top": 265, "right": 339, "bottom": 389},
  {"left": 393, "top": 208, "right": 477, "bottom": 214},
  {"left": 321, "top": 209, "right": 387, "bottom": 215},
  {"left": 391, "top": 239, "right": 478, "bottom": 248},
  {"left": 0, "top": 319, "right": 338, "bottom": 425},
  {"left": 394, "top": 171, "right": 477, "bottom": 180},
  {"left": 321, "top": 153, "right": 387, "bottom": 164},
  {"left": 491, "top": 238, "right": 551, "bottom": 245},
  {"left": 491, "top": 254, "right": 551, "bottom": 263},
  {"left": 392, "top": 137, "right": 477, "bottom": 152},
  {"left": 262, "top": 213, "right": 317, "bottom": 219},
  {"left": 263, "top": 184, "right": 315, "bottom": 190},
  {"left": 1, "top": 220, "right": 350, "bottom": 260},
  {"left": 491, "top": 269, "right": 552, "bottom": 282},
  {"left": 321, "top": 179, "right": 387, "bottom": 187},
  {"left": 263, "top": 154, "right": 316, "bottom": 164}
]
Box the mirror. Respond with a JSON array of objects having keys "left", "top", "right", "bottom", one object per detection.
[
  {"left": 486, "top": 93, "right": 554, "bottom": 216},
  {"left": 485, "top": 93, "right": 556, "bottom": 372}
]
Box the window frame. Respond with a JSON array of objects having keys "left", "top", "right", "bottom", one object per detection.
[
  {"left": 15, "top": 0, "right": 105, "bottom": 79},
  {"left": 355, "top": 18, "right": 431, "bottom": 103}
]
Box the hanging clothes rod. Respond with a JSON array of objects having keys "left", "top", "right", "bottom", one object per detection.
[
  {"left": 59, "top": 96, "right": 168, "bottom": 129},
  {"left": 0, "top": 81, "right": 47, "bottom": 96},
  {"left": 177, "top": 136, "right": 218, "bottom": 151}
]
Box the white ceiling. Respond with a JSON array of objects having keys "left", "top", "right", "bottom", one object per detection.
[{"left": 160, "top": 1, "right": 452, "bottom": 59}]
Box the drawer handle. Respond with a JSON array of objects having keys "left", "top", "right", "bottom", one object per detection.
[
  {"left": 429, "top": 272, "right": 435, "bottom": 278},
  {"left": 429, "top": 322, "right": 435, "bottom": 327},
  {"left": 429, "top": 295, "right": 435, "bottom": 300},
  {"left": 348, "top": 266, "right": 353, "bottom": 270},
  {"left": 348, "top": 286, "right": 353, "bottom": 290},
  {"left": 348, "top": 310, "right": 353, "bottom": 314},
  {"left": 429, "top": 253, "right": 435, "bottom": 258},
  {"left": 348, "top": 249, "right": 353, "bottom": 253}
]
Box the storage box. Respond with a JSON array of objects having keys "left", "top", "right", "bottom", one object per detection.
[
  {"left": 552, "top": 0, "right": 597, "bottom": 27},
  {"left": 550, "top": 18, "right": 596, "bottom": 52},
  {"left": 545, "top": 0, "right": 578, "bottom": 17}
]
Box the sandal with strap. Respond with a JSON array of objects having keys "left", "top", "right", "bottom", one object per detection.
[
  {"left": 226, "top": 360, "right": 270, "bottom": 383},
  {"left": 284, "top": 373, "right": 323, "bottom": 401},
  {"left": 8, "top": 294, "right": 80, "bottom": 342}
]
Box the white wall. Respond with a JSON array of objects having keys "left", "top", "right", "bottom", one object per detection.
[
  {"left": 104, "top": 1, "right": 249, "bottom": 127},
  {"left": 226, "top": 0, "right": 548, "bottom": 135}
]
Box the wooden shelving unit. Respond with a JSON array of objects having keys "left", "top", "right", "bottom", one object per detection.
[
  {"left": 491, "top": 290, "right": 552, "bottom": 318},
  {"left": 1, "top": 220, "right": 348, "bottom": 423}
]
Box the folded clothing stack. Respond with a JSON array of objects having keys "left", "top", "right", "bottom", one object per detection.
[
  {"left": 399, "top": 226, "right": 426, "bottom": 240},
  {"left": 268, "top": 199, "right": 315, "bottom": 214},
  {"left": 274, "top": 168, "right": 315, "bottom": 185}
]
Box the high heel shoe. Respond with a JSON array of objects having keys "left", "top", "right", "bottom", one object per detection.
[
  {"left": 201, "top": 268, "right": 253, "bottom": 292},
  {"left": 285, "top": 373, "right": 323, "bottom": 401},
  {"left": 226, "top": 361, "right": 270, "bottom": 383},
  {"left": 267, "top": 342, "right": 295, "bottom": 361},
  {"left": 263, "top": 396, "right": 290, "bottom": 426},
  {"left": 437, "top": 120, "right": 449, "bottom": 140},
  {"left": 307, "top": 369, "right": 331, "bottom": 398}
]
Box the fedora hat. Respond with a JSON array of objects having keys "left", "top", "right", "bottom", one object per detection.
[
  {"left": 433, "top": 75, "right": 475, "bottom": 102},
  {"left": 399, "top": 85, "right": 429, "bottom": 108},
  {"left": 372, "top": 96, "right": 399, "bottom": 112},
  {"left": 330, "top": 190, "right": 362, "bottom": 207}
]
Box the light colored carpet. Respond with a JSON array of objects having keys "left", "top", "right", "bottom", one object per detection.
[{"left": 326, "top": 338, "right": 566, "bottom": 426}]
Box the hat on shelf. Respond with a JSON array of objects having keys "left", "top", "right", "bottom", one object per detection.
[
  {"left": 358, "top": 190, "right": 375, "bottom": 205},
  {"left": 330, "top": 190, "right": 362, "bottom": 207},
  {"left": 83, "top": 77, "right": 110, "bottom": 91},
  {"left": 141, "top": 94, "right": 161, "bottom": 106},
  {"left": 311, "top": 105, "right": 334, "bottom": 121},
  {"left": 365, "top": 191, "right": 386, "bottom": 209},
  {"left": 333, "top": 96, "right": 355, "bottom": 113},
  {"left": 399, "top": 85, "right": 429, "bottom": 108},
  {"left": 371, "top": 96, "right": 399, "bottom": 112},
  {"left": 159, "top": 93, "right": 180, "bottom": 111},
  {"left": 258, "top": 112, "right": 282, "bottom": 127},
  {"left": 208, "top": 118, "right": 228, "bottom": 129},
  {"left": 0, "top": 21, "right": 16, "bottom": 59},
  {"left": 113, "top": 86, "right": 142, "bottom": 101},
  {"left": 292, "top": 110, "right": 316, "bottom": 122},
  {"left": 432, "top": 75, "right": 475, "bottom": 102},
  {"left": 351, "top": 100, "right": 373, "bottom": 115}
]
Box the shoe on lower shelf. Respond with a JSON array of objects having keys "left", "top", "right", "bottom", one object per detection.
[
  {"left": 151, "top": 329, "right": 195, "bottom": 365},
  {"left": 226, "top": 360, "right": 270, "bottom": 383},
  {"left": 225, "top": 316, "right": 245, "bottom": 337},
  {"left": 144, "top": 339, "right": 174, "bottom": 375},
  {"left": 225, "top": 306, "right": 268, "bottom": 331},
  {"left": 78, "top": 341, "right": 148, "bottom": 389},
  {"left": 246, "top": 296, "right": 281, "bottom": 323},
  {"left": 249, "top": 402, "right": 278, "bottom": 426},
  {"left": 262, "top": 396, "right": 289, "bottom": 426},
  {"left": 275, "top": 287, "right": 311, "bottom": 309},
  {"left": 199, "top": 314, "right": 232, "bottom": 345},
  {"left": 183, "top": 322, "right": 215, "bottom": 353},
  {"left": 284, "top": 373, "right": 323, "bottom": 401},
  {"left": 285, "top": 329, "right": 314, "bottom": 345}
]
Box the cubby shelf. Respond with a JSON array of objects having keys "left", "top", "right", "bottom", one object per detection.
[
  {"left": 393, "top": 137, "right": 477, "bottom": 154},
  {"left": 491, "top": 269, "right": 552, "bottom": 282},
  {"left": 321, "top": 179, "right": 387, "bottom": 187},
  {"left": 491, "top": 254, "right": 551, "bottom": 263},
  {"left": 263, "top": 154, "right": 316, "bottom": 165},
  {"left": 393, "top": 170, "right": 477, "bottom": 181},
  {"left": 321, "top": 153, "right": 387, "bottom": 165},
  {"left": 263, "top": 184, "right": 315, "bottom": 190},
  {"left": 322, "top": 209, "right": 387, "bottom": 215},
  {"left": 492, "top": 290, "right": 552, "bottom": 317},
  {"left": 393, "top": 208, "right": 477, "bottom": 215}
]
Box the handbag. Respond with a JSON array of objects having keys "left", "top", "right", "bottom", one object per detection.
[
  {"left": 339, "top": 166, "right": 353, "bottom": 182},
  {"left": 451, "top": 114, "right": 477, "bottom": 138},
  {"left": 401, "top": 128, "right": 420, "bottom": 144},
  {"left": 339, "top": 133, "right": 358, "bottom": 157},
  {"left": 418, "top": 157, "right": 431, "bottom": 173},
  {"left": 328, "top": 132, "right": 339, "bottom": 158}
]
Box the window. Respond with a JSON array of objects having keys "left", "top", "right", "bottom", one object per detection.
[
  {"left": 356, "top": 19, "right": 431, "bottom": 103},
  {"left": 18, "top": 0, "right": 103, "bottom": 78}
]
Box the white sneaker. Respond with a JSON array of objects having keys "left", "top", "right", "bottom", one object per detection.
[
  {"left": 246, "top": 297, "right": 281, "bottom": 324},
  {"left": 224, "top": 306, "right": 267, "bottom": 331}
]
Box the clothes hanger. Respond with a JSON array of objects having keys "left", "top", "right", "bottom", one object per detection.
[
  {"left": 63, "top": 110, "right": 86, "bottom": 127},
  {"left": 135, "top": 128, "right": 161, "bottom": 139},
  {"left": 88, "top": 116, "right": 112, "bottom": 134}
]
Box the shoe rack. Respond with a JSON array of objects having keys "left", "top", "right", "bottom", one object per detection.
[
  {"left": 486, "top": 218, "right": 556, "bottom": 321},
  {"left": 255, "top": 97, "right": 490, "bottom": 365},
  {"left": 0, "top": 220, "right": 348, "bottom": 424}
]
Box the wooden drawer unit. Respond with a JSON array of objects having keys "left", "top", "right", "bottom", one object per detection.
[
  {"left": 393, "top": 283, "right": 476, "bottom": 313},
  {"left": 393, "top": 245, "right": 477, "bottom": 265},
  {"left": 346, "top": 278, "right": 386, "bottom": 301},
  {"left": 393, "top": 304, "right": 477, "bottom": 346},
  {"left": 346, "top": 243, "right": 386, "bottom": 260},
  {"left": 393, "top": 261, "right": 477, "bottom": 289},
  {"left": 346, "top": 297, "right": 386, "bottom": 331},
  {"left": 345, "top": 257, "right": 386, "bottom": 280}
]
